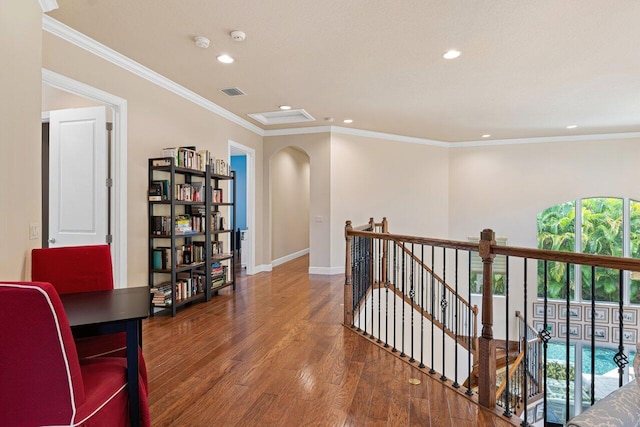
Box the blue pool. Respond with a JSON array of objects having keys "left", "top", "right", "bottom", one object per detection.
[{"left": 546, "top": 342, "right": 636, "bottom": 375}]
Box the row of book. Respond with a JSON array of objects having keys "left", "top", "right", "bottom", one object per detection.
[
  {"left": 150, "top": 213, "right": 225, "bottom": 235},
  {"left": 150, "top": 275, "right": 206, "bottom": 307},
  {"left": 211, "top": 263, "right": 227, "bottom": 289},
  {"left": 148, "top": 180, "right": 169, "bottom": 201},
  {"left": 175, "top": 182, "right": 203, "bottom": 202},
  {"left": 152, "top": 243, "right": 206, "bottom": 269},
  {"left": 155, "top": 147, "right": 232, "bottom": 176},
  {"left": 152, "top": 244, "right": 230, "bottom": 269}
]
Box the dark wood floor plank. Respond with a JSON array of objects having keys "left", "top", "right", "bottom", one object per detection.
[{"left": 144, "top": 254, "right": 520, "bottom": 426}]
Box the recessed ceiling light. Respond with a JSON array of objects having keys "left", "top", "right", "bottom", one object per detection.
[
  {"left": 279, "top": 105, "right": 291, "bottom": 110},
  {"left": 343, "top": 119, "right": 353, "bottom": 124},
  {"left": 566, "top": 125, "right": 578, "bottom": 129},
  {"left": 443, "top": 50, "right": 461, "bottom": 59},
  {"left": 217, "top": 54, "right": 234, "bottom": 64},
  {"left": 482, "top": 134, "right": 491, "bottom": 138}
]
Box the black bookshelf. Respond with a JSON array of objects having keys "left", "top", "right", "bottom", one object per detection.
[{"left": 148, "top": 157, "right": 236, "bottom": 316}]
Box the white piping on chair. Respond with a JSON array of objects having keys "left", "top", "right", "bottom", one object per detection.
[
  {"left": 0, "top": 283, "right": 77, "bottom": 425},
  {"left": 83, "top": 346, "right": 127, "bottom": 359},
  {"left": 71, "top": 383, "right": 128, "bottom": 426}
]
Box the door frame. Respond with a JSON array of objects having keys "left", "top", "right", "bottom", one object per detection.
[
  {"left": 42, "top": 69, "right": 128, "bottom": 287},
  {"left": 228, "top": 140, "right": 256, "bottom": 275}
]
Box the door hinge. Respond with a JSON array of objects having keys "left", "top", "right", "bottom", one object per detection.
[
  {"left": 106, "top": 122, "right": 113, "bottom": 131},
  {"left": 106, "top": 234, "right": 113, "bottom": 244},
  {"left": 106, "top": 178, "right": 113, "bottom": 187}
]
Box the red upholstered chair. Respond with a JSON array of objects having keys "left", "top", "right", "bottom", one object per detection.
[
  {"left": 0, "top": 281, "right": 131, "bottom": 426},
  {"left": 31, "top": 245, "right": 150, "bottom": 426}
]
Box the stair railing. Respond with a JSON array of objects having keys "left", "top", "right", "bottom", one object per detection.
[
  {"left": 496, "top": 312, "right": 543, "bottom": 416},
  {"left": 345, "top": 219, "right": 640, "bottom": 426}
]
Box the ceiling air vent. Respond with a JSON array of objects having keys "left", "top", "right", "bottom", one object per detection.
[
  {"left": 219, "top": 87, "right": 246, "bottom": 97},
  {"left": 248, "top": 109, "right": 315, "bottom": 125}
]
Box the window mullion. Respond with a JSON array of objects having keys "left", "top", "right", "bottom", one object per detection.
[
  {"left": 575, "top": 198, "right": 582, "bottom": 302},
  {"left": 623, "top": 198, "right": 630, "bottom": 306}
]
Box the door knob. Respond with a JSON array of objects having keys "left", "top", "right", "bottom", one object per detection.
[{"left": 49, "top": 238, "right": 56, "bottom": 244}]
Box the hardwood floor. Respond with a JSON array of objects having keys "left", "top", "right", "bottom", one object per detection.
[{"left": 143, "top": 255, "right": 519, "bottom": 426}]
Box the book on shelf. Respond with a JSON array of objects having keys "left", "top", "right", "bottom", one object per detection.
[
  {"left": 152, "top": 158, "right": 171, "bottom": 167},
  {"left": 175, "top": 214, "right": 192, "bottom": 234},
  {"left": 210, "top": 212, "right": 225, "bottom": 231},
  {"left": 148, "top": 182, "right": 162, "bottom": 201},
  {"left": 212, "top": 188, "right": 223, "bottom": 203},
  {"left": 151, "top": 215, "right": 172, "bottom": 235}
]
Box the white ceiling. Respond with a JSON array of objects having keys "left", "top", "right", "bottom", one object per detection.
[{"left": 48, "top": 0, "right": 640, "bottom": 142}]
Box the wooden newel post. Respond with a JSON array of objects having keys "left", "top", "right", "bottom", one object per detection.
[
  {"left": 478, "top": 228, "right": 497, "bottom": 408},
  {"left": 344, "top": 221, "right": 354, "bottom": 327}
]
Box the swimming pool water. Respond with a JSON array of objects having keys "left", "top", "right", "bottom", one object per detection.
[{"left": 546, "top": 342, "right": 636, "bottom": 375}]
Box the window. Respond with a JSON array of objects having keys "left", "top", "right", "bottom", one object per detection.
[
  {"left": 537, "top": 197, "right": 640, "bottom": 304},
  {"left": 470, "top": 236, "right": 507, "bottom": 295}
]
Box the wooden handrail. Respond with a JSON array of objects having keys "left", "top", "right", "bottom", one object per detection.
[
  {"left": 495, "top": 348, "right": 526, "bottom": 400},
  {"left": 396, "top": 242, "right": 474, "bottom": 310},
  {"left": 346, "top": 229, "right": 640, "bottom": 272}
]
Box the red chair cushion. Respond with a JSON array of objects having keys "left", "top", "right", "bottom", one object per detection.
[{"left": 31, "top": 245, "right": 114, "bottom": 294}]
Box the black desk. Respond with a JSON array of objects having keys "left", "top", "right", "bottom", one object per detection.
[{"left": 60, "top": 287, "right": 149, "bottom": 427}]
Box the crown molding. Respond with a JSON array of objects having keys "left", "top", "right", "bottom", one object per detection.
[
  {"left": 40, "top": 18, "right": 640, "bottom": 148},
  {"left": 42, "top": 15, "right": 264, "bottom": 136},
  {"left": 330, "top": 126, "right": 450, "bottom": 147},
  {"left": 264, "top": 125, "right": 449, "bottom": 147},
  {"left": 451, "top": 131, "right": 640, "bottom": 148},
  {"left": 264, "top": 126, "right": 332, "bottom": 137},
  {"left": 38, "top": 0, "right": 58, "bottom": 12}
]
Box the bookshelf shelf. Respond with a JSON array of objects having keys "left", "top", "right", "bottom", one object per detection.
[{"left": 148, "top": 154, "right": 236, "bottom": 317}]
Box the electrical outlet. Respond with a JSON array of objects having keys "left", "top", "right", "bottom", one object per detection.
[{"left": 29, "top": 222, "right": 40, "bottom": 240}]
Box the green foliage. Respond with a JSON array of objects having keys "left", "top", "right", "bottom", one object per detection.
[
  {"left": 537, "top": 201, "right": 576, "bottom": 299},
  {"left": 470, "top": 273, "right": 505, "bottom": 295},
  {"left": 546, "top": 361, "right": 575, "bottom": 381},
  {"left": 537, "top": 198, "right": 637, "bottom": 302}
]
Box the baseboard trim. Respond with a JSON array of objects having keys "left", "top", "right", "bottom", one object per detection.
[
  {"left": 272, "top": 248, "right": 309, "bottom": 267},
  {"left": 309, "top": 266, "right": 344, "bottom": 275},
  {"left": 255, "top": 264, "right": 273, "bottom": 273}
]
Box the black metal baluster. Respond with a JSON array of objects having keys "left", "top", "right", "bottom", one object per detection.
[
  {"left": 430, "top": 246, "right": 436, "bottom": 374},
  {"left": 590, "top": 265, "right": 595, "bottom": 406},
  {"left": 409, "top": 244, "right": 416, "bottom": 362},
  {"left": 523, "top": 258, "right": 529, "bottom": 426},
  {"left": 453, "top": 249, "right": 460, "bottom": 388},
  {"left": 565, "top": 263, "right": 570, "bottom": 424},
  {"left": 384, "top": 239, "right": 390, "bottom": 348},
  {"left": 392, "top": 242, "right": 397, "bottom": 353},
  {"left": 503, "top": 256, "right": 511, "bottom": 417},
  {"left": 377, "top": 237, "right": 381, "bottom": 343},
  {"left": 466, "top": 251, "right": 473, "bottom": 396},
  {"left": 365, "top": 237, "right": 376, "bottom": 339},
  {"left": 540, "top": 260, "right": 551, "bottom": 427},
  {"left": 614, "top": 270, "right": 628, "bottom": 388},
  {"left": 441, "top": 248, "right": 447, "bottom": 381},
  {"left": 351, "top": 238, "right": 357, "bottom": 329},
  {"left": 419, "top": 244, "right": 426, "bottom": 368},
  {"left": 400, "top": 244, "right": 406, "bottom": 358}
]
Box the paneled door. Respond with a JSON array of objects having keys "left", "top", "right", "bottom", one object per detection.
[{"left": 48, "top": 107, "right": 108, "bottom": 247}]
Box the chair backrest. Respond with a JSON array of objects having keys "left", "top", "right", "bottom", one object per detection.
[
  {"left": 32, "top": 245, "right": 114, "bottom": 294},
  {"left": 0, "top": 281, "right": 86, "bottom": 426}
]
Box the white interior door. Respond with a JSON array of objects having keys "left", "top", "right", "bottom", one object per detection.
[{"left": 49, "top": 107, "right": 108, "bottom": 247}]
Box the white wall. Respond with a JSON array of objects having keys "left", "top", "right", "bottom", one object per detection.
[
  {"left": 330, "top": 133, "right": 450, "bottom": 272},
  {"left": 264, "top": 133, "right": 331, "bottom": 273},
  {"left": 0, "top": 0, "right": 42, "bottom": 279},
  {"left": 450, "top": 137, "right": 640, "bottom": 339},
  {"left": 43, "top": 31, "right": 265, "bottom": 286},
  {"left": 270, "top": 146, "right": 310, "bottom": 262}
]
